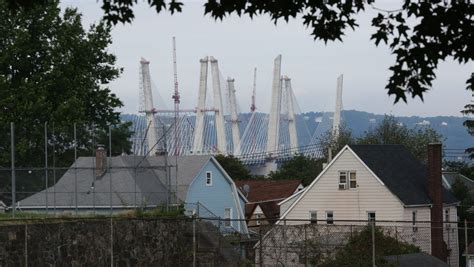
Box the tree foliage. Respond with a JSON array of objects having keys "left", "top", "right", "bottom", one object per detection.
[
  {"left": 444, "top": 160, "right": 474, "bottom": 180},
  {"left": 320, "top": 226, "right": 420, "bottom": 267},
  {"left": 214, "top": 154, "right": 252, "bottom": 180},
  {"left": 318, "top": 115, "right": 442, "bottom": 162},
  {"left": 268, "top": 155, "right": 325, "bottom": 186},
  {"left": 0, "top": 0, "right": 131, "bottom": 168},
  {"left": 318, "top": 124, "right": 356, "bottom": 159},
  {"left": 0, "top": 0, "right": 132, "bottom": 202},
  {"left": 462, "top": 76, "right": 474, "bottom": 158},
  {"left": 13, "top": 0, "right": 468, "bottom": 103},
  {"left": 358, "top": 115, "right": 442, "bottom": 162}
]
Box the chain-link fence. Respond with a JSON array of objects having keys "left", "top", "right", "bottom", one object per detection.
[{"left": 0, "top": 216, "right": 471, "bottom": 266}]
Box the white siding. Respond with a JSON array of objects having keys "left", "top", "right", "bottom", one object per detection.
[
  {"left": 279, "top": 192, "right": 302, "bottom": 216},
  {"left": 401, "top": 206, "right": 459, "bottom": 267},
  {"left": 402, "top": 207, "right": 432, "bottom": 254},
  {"left": 444, "top": 205, "right": 459, "bottom": 267},
  {"left": 284, "top": 148, "right": 405, "bottom": 224}
]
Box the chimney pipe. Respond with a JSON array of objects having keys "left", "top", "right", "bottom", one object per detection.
[
  {"left": 95, "top": 145, "right": 107, "bottom": 178},
  {"left": 427, "top": 143, "right": 447, "bottom": 262}
]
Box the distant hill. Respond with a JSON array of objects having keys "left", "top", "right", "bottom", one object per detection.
[
  {"left": 121, "top": 110, "right": 474, "bottom": 154},
  {"left": 301, "top": 110, "right": 473, "bottom": 150}
]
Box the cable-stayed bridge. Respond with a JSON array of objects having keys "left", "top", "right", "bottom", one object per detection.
[{"left": 128, "top": 53, "right": 343, "bottom": 167}]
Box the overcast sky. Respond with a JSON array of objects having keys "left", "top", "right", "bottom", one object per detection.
[{"left": 62, "top": 0, "right": 473, "bottom": 117}]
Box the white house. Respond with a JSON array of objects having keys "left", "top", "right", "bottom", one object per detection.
[{"left": 260, "top": 144, "right": 459, "bottom": 266}]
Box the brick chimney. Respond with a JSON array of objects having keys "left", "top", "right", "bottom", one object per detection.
[
  {"left": 95, "top": 145, "right": 107, "bottom": 178},
  {"left": 427, "top": 143, "right": 447, "bottom": 262}
]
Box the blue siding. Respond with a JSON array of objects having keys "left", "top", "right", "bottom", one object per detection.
[{"left": 186, "top": 160, "right": 246, "bottom": 233}]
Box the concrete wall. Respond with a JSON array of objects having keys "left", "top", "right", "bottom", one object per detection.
[{"left": 0, "top": 218, "right": 193, "bottom": 266}]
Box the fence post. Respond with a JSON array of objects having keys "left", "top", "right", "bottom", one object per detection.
[
  {"left": 259, "top": 225, "right": 263, "bottom": 267},
  {"left": 465, "top": 219, "right": 469, "bottom": 267},
  {"left": 395, "top": 225, "right": 399, "bottom": 266},
  {"left": 304, "top": 224, "right": 307, "bottom": 267},
  {"left": 110, "top": 217, "right": 113, "bottom": 267},
  {"left": 24, "top": 224, "right": 27, "bottom": 266},
  {"left": 196, "top": 201, "right": 200, "bottom": 218},
  {"left": 371, "top": 222, "right": 376, "bottom": 267},
  {"left": 45, "top": 122, "right": 49, "bottom": 214},
  {"left": 11, "top": 122, "right": 16, "bottom": 218},
  {"left": 283, "top": 218, "right": 287, "bottom": 265},
  {"left": 193, "top": 214, "right": 196, "bottom": 267}
]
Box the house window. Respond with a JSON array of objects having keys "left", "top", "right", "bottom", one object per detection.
[
  {"left": 309, "top": 211, "right": 317, "bottom": 224},
  {"left": 256, "top": 214, "right": 262, "bottom": 226},
  {"left": 412, "top": 211, "right": 418, "bottom": 232},
  {"left": 349, "top": 172, "right": 357, "bottom": 188},
  {"left": 206, "top": 171, "right": 212, "bottom": 186},
  {"left": 338, "top": 172, "right": 347, "bottom": 190},
  {"left": 339, "top": 171, "right": 356, "bottom": 189},
  {"left": 368, "top": 212, "right": 376, "bottom": 225},
  {"left": 224, "top": 208, "right": 232, "bottom": 227},
  {"left": 326, "top": 211, "right": 334, "bottom": 225},
  {"left": 445, "top": 208, "right": 450, "bottom": 230}
]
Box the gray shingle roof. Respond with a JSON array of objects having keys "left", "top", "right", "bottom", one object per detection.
[
  {"left": 349, "top": 144, "right": 458, "bottom": 206},
  {"left": 18, "top": 155, "right": 211, "bottom": 209},
  {"left": 443, "top": 172, "right": 474, "bottom": 192}
]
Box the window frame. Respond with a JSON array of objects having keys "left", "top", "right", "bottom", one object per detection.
[
  {"left": 255, "top": 214, "right": 261, "bottom": 226},
  {"left": 309, "top": 211, "right": 317, "bottom": 224},
  {"left": 224, "top": 207, "right": 232, "bottom": 227},
  {"left": 338, "top": 171, "right": 357, "bottom": 190},
  {"left": 338, "top": 171, "right": 347, "bottom": 190},
  {"left": 412, "top": 210, "right": 418, "bottom": 232},
  {"left": 326, "top": 211, "right": 334, "bottom": 225},
  {"left": 205, "top": 171, "right": 213, "bottom": 186},
  {"left": 349, "top": 171, "right": 357, "bottom": 189},
  {"left": 445, "top": 208, "right": 450, "bottom": 230},
  {"left": 367, "top": 211, "right": 376, "bottom": 225}
]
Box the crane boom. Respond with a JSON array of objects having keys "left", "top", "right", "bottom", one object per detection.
[
  {"left": 172, "top": 37, "right": 180, "bottom": 155},
  {"left": 251, "top": 67, "right": 257, "bottom": 112}
]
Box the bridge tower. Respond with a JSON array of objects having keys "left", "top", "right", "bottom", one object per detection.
[
  {"left": 192, "top": 57, "right": 228, "bottom": 155},
  {"left": 192, "top": 57, "right": 209, "bottom": 154},
  {"left": 332, "top": 74, "right": 343, "bottom": 138},
  {"left": 227, "top": 77, "right": 241, "bottom": 155},
  {"left": 139, "top": 58, "right": 159, "bottom": 155},
  {"left": 210, "top": 57, "right": 228, "bottom": 154},
  {"left": 284, "top": 76, "right": 299, "bottom": 153},
  {"left": 266, "top": 55, "right": 282, "bottom": 155}
]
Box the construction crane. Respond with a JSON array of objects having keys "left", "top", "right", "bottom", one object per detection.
[
  {"left": 172, "top": 37, "right": 180, "bottom": 155},
  {"left": 250, "top": 67, "right": 257, "bottom": 112}
]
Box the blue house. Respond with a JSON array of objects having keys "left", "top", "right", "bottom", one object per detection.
[{"left": 184, "top": 156, "right": 248, "bottom": 234}]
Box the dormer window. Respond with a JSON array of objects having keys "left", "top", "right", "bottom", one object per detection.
[
  {"left": 206, "top": 171, "right": 212, "bottom": 186},
  {"left": 339, "top": 171, "right": 356, "bottom": 190}
]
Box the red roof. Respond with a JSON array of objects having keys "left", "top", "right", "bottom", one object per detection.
[{"left": 235, "top": 179, "right": 302, "bottom": 202}]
